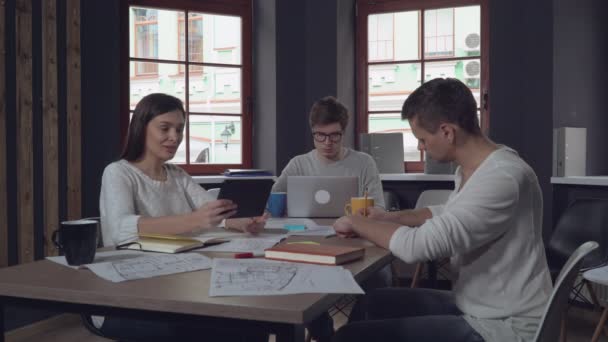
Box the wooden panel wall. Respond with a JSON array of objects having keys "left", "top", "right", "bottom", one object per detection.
[
  {"left": 43, "top": 0, "right": 59, "bottom": 256},
  {"left": 0, "top": 0, "right": 7, "bottom": 267},
  {"left": 16, "top": 0, "right": 35, "bottom": 264},
  {"left": 2, "top": 0, "right": 82, "bottom": 266},
  {"left": 66, "top": 0, "right": 81, "bottom": 221}
]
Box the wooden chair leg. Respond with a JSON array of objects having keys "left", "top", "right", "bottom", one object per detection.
[
  {"left": 586, "top": 280, "right": 601, "bottom": 309},
  {"left": 592, "top": 307, "right": 608, "bottom": 342},
  {"left": 410, "top": 262, "right": 423, "bottom": 288}
]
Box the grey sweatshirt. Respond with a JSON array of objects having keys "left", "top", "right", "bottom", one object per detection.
[{"left": 272, "top": 148, "right": 385, "bottom": 208}]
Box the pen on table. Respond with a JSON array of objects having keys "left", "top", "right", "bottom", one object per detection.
[{"left": 233, "top": 252, "right": 264, "bottom": 259}]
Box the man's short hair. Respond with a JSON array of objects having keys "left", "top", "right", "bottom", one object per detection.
[
  {"left": 309, "top": 96, "right": 349, "bottom": 130},
  {"left": 401, "top": 78, "right": 481, "bottom": 135}
]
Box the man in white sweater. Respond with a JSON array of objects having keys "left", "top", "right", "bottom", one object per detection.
[
  {"left": 332, "top": 78, "right": 552, "bottom": 342},
  {"left": 271, "top": 96, "right": 385, "bottom": 209}
]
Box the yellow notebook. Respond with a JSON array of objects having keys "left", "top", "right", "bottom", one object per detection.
[{"left": 118, "top": 233, "right": 226, "bottom": 254}]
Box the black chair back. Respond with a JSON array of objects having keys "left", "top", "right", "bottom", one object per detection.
[{"left": 547, "top": 199, "right": 608, "bottom": 277}]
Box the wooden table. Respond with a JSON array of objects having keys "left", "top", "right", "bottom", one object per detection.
[{"left": 0, "top": 232, "right": 392, "bottom": 342}]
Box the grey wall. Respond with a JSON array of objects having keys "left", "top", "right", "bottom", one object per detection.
[
  {"left": 553, "top": 0, "right": 608, "bottom": 175},
  {"left": 253, "top": 0, "right": 356, "bottom": 174},
  {"left": 252, "top": 0, "right": 277, "bottom": 173},
  {"left": 489, "top": 0, "right": 554, "bottom": 238}
]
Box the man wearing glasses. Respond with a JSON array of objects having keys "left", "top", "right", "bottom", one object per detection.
[
  {"left": 271, "top": 96, "right": 385, "bottom": 209},
  {"left": 272, "top": 96, "right": 386, "bottom": 341}
]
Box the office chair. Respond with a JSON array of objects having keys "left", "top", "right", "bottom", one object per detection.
[
  {"left": 546, "top": 199, "right": 608, "bottom": 305},
  {"left": 533, "top": 241, "right": 598, "bottom": 342},
  {"left": 409, "top": 189, "right": 452, "bottom": 288}
]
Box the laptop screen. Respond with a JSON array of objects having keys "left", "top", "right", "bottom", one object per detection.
[{"left": 286, "top": 176, "right": 358, "bottom": 218}]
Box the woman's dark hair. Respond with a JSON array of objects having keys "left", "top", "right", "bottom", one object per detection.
[
  {"left": 309, "top": 96, "right": 349, "bottom": 130},
  {"left": 401, "top": 78, "right": 480, "bottom": 135},
  {"left": 120, "top": 93, "right": 185, "bottom": 161}
]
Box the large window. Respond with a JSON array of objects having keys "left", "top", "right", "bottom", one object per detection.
[
  {"left": 357, "top": 0, "right": 489, "bottom": 172},
  {"left": 123, "top": 0, "right": 252, "bottom": 174}
]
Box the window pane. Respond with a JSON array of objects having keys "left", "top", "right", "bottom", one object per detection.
[
  {"left": 189, "top": 66, "right": 242, "bottom": 114},
  {"left": 177, "top": 12, "right": 242, "bottom": 65},
  {"left": 423, "top": 59, "right": 481, "bottom": 106},
  {"left": 129, "top": 61, "right": 187, "bottom": 110},
  {"left": 424, "top": 6, "right": 480, "bottom": 59},
  {"left": 455, "top": 6, "right": 481, "bottom": 58},
  {"left": 368, "top": 63, "right": 421, "bottom": 112},
  {"left": 368, "top": 113, "right": 420, "bottom": 162},
  {"left": 424, "top": 8, "right": 453, "bottom": 58},
  {"left": 368, "top": 11, "right": 419, "bottom": 62},
  {"left": 130, "top": 7, "right": 185, "bottom": 61},
  {"left": 177, "top": 12, "right": 204, "bottom": 69},
  {"left": 185, "top": 115, "right": 242, "bottom": 164}
]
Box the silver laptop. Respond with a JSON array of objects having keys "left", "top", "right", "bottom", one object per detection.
[{"left": 287, "top": 176, "right": 358, "bottom": 218}]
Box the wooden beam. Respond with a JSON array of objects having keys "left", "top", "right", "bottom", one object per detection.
[
  {"left": 16, "top": 0, "right": 34, "bottom": 263},
  {"left": 66, "top": 0, "right": 81, "bottom": 220},
  {"left": 0, "top": 0, "right": 8, "bottom": 267},
  {"left": 43, "top": 0, "right": 59, "bottom": 256}
]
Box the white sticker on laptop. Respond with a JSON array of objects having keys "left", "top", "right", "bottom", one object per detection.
[{"left": 315, "top": 190, "right": 330, "bottom": 204}]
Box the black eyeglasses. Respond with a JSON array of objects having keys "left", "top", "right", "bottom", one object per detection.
[{"left": 312, "top": 131, "right": 343, "bottom": 143}]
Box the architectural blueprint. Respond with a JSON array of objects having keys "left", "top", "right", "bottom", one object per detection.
[
  {"left": 209, "top": 258, "right": 364, "bottom": 297},
  {"left": 85, "top": 253, "right": 212, "bottom": 282}
]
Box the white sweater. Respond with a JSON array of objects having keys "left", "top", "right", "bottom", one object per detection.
[
  {"left": 389, "top": 147, "right": 552, "bottom": 341},
  {"left": 272, "top": 148, "right": 385, "bottom": 208},
  {"left": 99, "top": 160, "right": 214, "bottom": 246}
]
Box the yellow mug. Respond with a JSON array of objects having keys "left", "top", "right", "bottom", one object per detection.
[{"left": 344, "top": 197, "right": 375, "bottom": 216}]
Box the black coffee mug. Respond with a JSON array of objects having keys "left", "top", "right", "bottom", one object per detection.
[{"left": 52, "top": 219, "right": 98, "bottom": 266}]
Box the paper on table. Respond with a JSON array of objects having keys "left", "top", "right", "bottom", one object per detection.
[
  {"left": 209, "top": 258, "right": 364, "bottom": 297},
  {"left": 85, "top": 253, "right": 212, "bottom": 282},
  {"left": 46, "top": 250, "right": 145, "bottom": 269},
  {"left": 265, "top": 218, "right": 319, "bottom": 229},
  {"left": 199, "top": 234, "right": 286, "bottom": 254}
]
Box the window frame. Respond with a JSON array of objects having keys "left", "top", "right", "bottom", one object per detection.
[
  {"left": 356, "top": 0, "right": 489, "bottom": 172},
  {"left": 121, "top": 0, "right": 253, "bottom": 174}
]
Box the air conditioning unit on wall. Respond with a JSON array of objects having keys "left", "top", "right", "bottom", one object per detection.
[
  {"left": 464, "top": 32, "right": 480, "bottom": 52},
  {"left": 464, "top": 60, "right": 480, "bottom": 78}
]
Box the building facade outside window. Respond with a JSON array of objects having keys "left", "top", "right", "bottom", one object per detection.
[
  {"left": 357, "top": 0, "right": 489, "bottom": 172},
  {"left": 124, "top": 0, "right": 252, "bottom": 174}
]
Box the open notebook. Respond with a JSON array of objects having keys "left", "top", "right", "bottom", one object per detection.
[{"left": 117, "top": 233, "right": 227, "bottom": 254}]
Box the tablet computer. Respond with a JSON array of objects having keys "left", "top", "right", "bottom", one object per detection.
[{"left": 217, "top": 179, "right": 275, "bottom": 218}]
